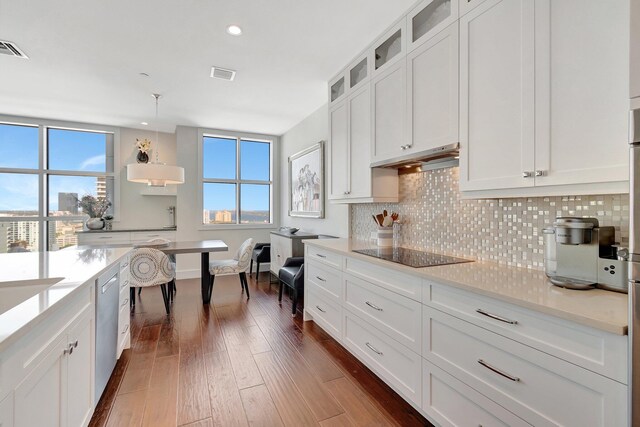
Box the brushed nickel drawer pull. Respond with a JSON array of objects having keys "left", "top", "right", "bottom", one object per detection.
[
  {"left": 121, "top": 298, "right": 129, "bottom": 309},
  {"left": 365, "top": 301, "right": 383, "bottom": 311},
  {"left": 315, "top": 305, "right": 326, "bottom": 313},
  {"left": 476, "top": 309, "right": 517, "bottom": 325},
  {"left": 121, "top": 324, "right": 130, "bottom": 335},
  {"left": 316, "top": 253, "right": 326, "bottom": 258},
  {"left": 365, "top": 342, "right": 383, "bottom": 356},
  {"left": 478, "top": 359, "right": 520, "bottom": 382},
  {"left": 316, "top": 276, "right": 326, "bottom": 282}
]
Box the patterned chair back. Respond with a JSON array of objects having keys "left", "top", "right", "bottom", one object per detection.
[
  {"left": 129, "top": 247, "right": 175, "bottom": 288},
  {"left": 234, "top": 238, "right": 255, "bottom": 272}
]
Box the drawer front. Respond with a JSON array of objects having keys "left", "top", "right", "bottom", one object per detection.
[
  {"left": 307, "top": 287, "right": 342, "bottom": 340},
  {"left": 423, "top": 307, "right": 627, "bottom": 427},
  {"left": 423, "top": 282, "right": 627, "bottom": 383},
  {"left": 422, "top": 358, "right": 531, "bottom": 427},
  {"left": 307, "top": 261, "right": 342, "bottom": 300},
  {"left": 344, "top": 256, "right": 421, "bottom": 302},
  {"left": 117, "top": 324, "right": 130, "bottom": 358},
  {"left": 344, "top": 273, "right": 421, "bottom": 353},
  {"left": 78, "top": 232, "right": 130, "bottom": 245},
  {"left": 130, "top": 231, "right": 175, "bottom": 243},
  {"left": 343, "top": 311, "right": 421, "bottom": 406},
  {"left": 306, "top": 246, "right": 343, "bottom": 269}
]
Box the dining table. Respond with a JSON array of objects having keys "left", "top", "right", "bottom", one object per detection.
[{"left": 158, "top": 240, "right": 228, "bottom": 304}]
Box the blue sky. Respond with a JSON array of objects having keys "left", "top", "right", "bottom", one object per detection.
[
  {"left": 0, "top": 126, "right": 270, "bottom": 214},
  {"left": 203, "top": 137, "right": 270, "bottom": 212}
]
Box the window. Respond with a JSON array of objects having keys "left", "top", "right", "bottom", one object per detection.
[
  {"left": 201, "top": 132, "right": 273, "bottom": 226},
  {"left": 0, "top": 120, "right": 116, "bottom": 252}
]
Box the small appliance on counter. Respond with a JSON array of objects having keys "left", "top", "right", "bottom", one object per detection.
[{"left": 543, "top": 217, "right": 628, "bottom": 292}]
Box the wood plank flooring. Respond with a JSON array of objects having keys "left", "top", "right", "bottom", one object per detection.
[{"left": 89, "top": 273, "right": 430, "bottom": 427}]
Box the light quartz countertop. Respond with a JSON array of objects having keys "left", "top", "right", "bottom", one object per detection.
[
  {"left": 304, "top": 239, "right": 629, "bottom": 335},
  {"left": 0, "top": 247, "right": 131, "bottom": 351},
  {"left": 77, "top": 226, "right": 177, "bottom": 234}
]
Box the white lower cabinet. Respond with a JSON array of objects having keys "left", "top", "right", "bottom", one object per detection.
[
  {"left": 0, "top": 393, "right": 13, "bottom": 427},
  {"left": 14, "top": 304, "right": 94, "bottom": 427},
  {"left": 422, "top": 358, "right": 531, "bottom": 427},
  {"left": 303, "top": 244, "right": 628, "bottom": 426},
  {"left": 343, "top": 310, "right": 422, "bottom": 407},
  {"left": 424, "top": 307, "right": 627, "bottom": 427}
]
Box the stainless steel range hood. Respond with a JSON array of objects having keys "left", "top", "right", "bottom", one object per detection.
[{"left": 370, "top": 143, "right": 459, "bottom": 173}]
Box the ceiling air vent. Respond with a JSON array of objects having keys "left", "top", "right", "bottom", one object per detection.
[
  {"left": 210, "top": 66, "right": 236, "bottom": 81},
  {"left": 0, "top": 40, "right": 28, "bottom": 59}
]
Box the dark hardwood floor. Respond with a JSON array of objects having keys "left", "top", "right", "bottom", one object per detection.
[{"left": 89, "top": 272, "right": 430, "bottom": 427}]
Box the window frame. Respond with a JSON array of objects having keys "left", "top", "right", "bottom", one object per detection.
[
  {"left": 198, "top": 128, "right": 277, "bottom": 230},
  {"left": 0, "top": 114, "right": 120, "bottom": 251}
]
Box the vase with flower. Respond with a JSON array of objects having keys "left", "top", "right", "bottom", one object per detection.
[
  {"left": 136, "top": 138, "right": 152, "bottom": 164},
  {"left": 77, "top": 195, "right": 112, "bottom": 230}
]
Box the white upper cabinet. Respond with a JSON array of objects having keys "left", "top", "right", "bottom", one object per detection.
[
  {"left": 348, "top": 86, "right": 373, "bottom": 199},
  {"left": 372, "top": 60, "right": 407, "bottom": 163},
  {"left": 534, "top": 0, "right": 629, "bottom": 187},
  {"left": 407, "top": 22, "right": 459, "bottom": 154},
  {"left": 408, "top": 0, "right": 459, "bottom": 52},
  {"left": 632, "top": 0, "right": 640, "bottom": 100},
  {"left": 329, "top": 100, "right": 349, "bottom": 199},
  {"left": 349, "top": 52, "right": 372, "bottom": 92},
  {"left": 373, "top": 20, "right": 407, "bottom": 76},
  {"left": 459, "top": 0, "right": 536, "bottom": 192}
]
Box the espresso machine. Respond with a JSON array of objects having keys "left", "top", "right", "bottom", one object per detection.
[{"left": 543, "top": 217, "right": 628, "bottom": 292}]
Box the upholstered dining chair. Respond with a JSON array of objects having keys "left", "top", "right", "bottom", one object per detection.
[
  {"left": 278, "top": 257, "right": 304, "bottom": 316},
  {"left": 249, "top": 243, "right": 271, "bottom": 280},
  {"left": 128, "top": 247, "right": 176, "bottom": 315},
  {"left": 208, "top": 238, "right": 255, "bottom": 301}
]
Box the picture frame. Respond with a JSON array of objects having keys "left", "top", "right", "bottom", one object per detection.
[{"left": 288, "top": 141, "right": 324, "bottom": 218}]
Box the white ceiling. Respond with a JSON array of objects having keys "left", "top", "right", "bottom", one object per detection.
[{"left": 0, "top": 0, "right": 416, "bottom": 135}]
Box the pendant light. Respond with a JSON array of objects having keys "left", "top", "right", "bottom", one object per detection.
[{"left": 127, "top": 94, "right": 185, "bottom": 187}]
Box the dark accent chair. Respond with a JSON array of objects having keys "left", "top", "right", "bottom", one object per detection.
[
  {"left": 250, "top": 243, "right": 271, "bottom": 280},
  {"left": 278, "top": 257, "right": 304, "bottom": 316}
]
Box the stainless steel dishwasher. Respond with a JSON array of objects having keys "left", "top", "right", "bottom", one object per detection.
[{"left": 95, "top": 264, "right": 119, "bottom": 402}]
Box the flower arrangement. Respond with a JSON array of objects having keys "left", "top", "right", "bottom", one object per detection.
[
  {"left": 136, "top": 138, "right": 152, "bottom": 153},
  {"left": 76, "top": 195, "right": 112, "bottom": 218}
]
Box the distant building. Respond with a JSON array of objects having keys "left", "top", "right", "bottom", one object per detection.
[
  {"left": 214, "top": 210, "right": 232, "bottom": 223},
  {"left": 203, "top": 210, "right": 210, "bottom": 224},
  {"left": 96, "top": 176, "right": 107, "bottom": 199},
  {"left": 0, "top": 220, "right": 39, "bottom": 253},
  {"left": 58, "top": 192, "right": 78, "bottom": 215}
]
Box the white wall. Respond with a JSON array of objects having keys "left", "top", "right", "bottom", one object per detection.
[
  {"left": 117, "top": 127, "right": 178, "bottom": 229},
  {"left": 174, "top": 126, "right": 275, "bottom": 278},
  {"left": 279, "top": 104, "right": 349, "bottom": 237}
]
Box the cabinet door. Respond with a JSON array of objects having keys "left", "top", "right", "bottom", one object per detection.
[
  {"left": 14, "top": 335, "right": 67, "bottom": 427},
  {"left": 348, "top": 85, "right": 372, "bottom": 199},
  {"left": 407, "top": 22, "right": 459, "bottom": 154},
  {"left": 534, "top": 0, "right": 629, "bottom": 187},
  {"left": 66, "top": 308, "right": 94, "bottom": 427},
  {"left": 0, "top": 393, "right": 13, "bottom": 427},
  {"left": 459, "top": 0, "right": 536, "bottom": 191},
  {"left": 328, "top": 101, "right": 349, "bottom": 199},
  {"left": 632, "top": 0, "right": 640, "bottom": 100},
  {"left": 372, "top": 60, "right": 407, "bottom": 163}
]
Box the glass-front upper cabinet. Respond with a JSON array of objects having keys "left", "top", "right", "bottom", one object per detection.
[
  {"left": 349, "top": 52, "right": 372, "bottom": 90},
  {"left": 408, "top": 0, "right": 459, "bottom": 52},
  {"left": 329, "top": 73, "right": 346, "bottom": 103},
  {"left": 373, "top": 19, "right": 406, "bottom": 75}
]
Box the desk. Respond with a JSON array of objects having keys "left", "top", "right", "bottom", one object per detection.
[{"left": 160, "top": 240, "right": 228, "bottom": 304}]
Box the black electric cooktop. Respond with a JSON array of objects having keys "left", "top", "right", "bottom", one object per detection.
[{"left": 353, "top": 248, "right": 473, "bottom": 268}]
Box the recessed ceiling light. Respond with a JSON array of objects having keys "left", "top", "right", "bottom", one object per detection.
[
  {"left": 141, "top": 122, "right": 148, "bottom": 126},
  {"left": 226, "top": 25, "right": 242, "bottom": 36}
]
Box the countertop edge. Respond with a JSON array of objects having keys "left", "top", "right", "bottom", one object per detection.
[{"left": 303, "top": 239, "right": 628, "bottom": 336}]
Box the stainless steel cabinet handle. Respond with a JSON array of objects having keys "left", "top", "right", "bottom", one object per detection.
[
  {"left": 121, "top": 324, "right": 130, "bottom": 335},
  {"left": 73, "top": 340, "right": 78, "bottom": 348},
  {"left": 316, "top": 254, "right": 326, "bottom": 258},
  {"left": 476, "top": 309, "right": 517, "bottom": 325},
  {"left": 121, "top": 298, "right": 129, "bottom": 308},
  {"left": 365, "top": 301, "right": 383, "bottom": 311},
  {"left": 522, "top": 171, "right": 533, "bottom": 178},
  {"left": 478, "top": 359, "right": 520, "bottom": 382},
  {"left": 98, "top": 236, "right": 112, "bottom": 239},
  {"left": 147, "top": 234, "right": 160, "bottom": 237},
  {"left": 535, "top": 170, "right": 546, "bottom": 177},
  {"left": 315, "top": 276, "right": 326, "bottom": 282},
  {"left": 365, "top": 342, "right": 383, "bottom": 356},
  {"left": 64, "top": 343, "right": 74, "bottom": 355},
  {"left": 120, "top": 279, "right": 129, "bottom": 289},
  {"left": 315, "top": 305, "right": 326, "bottom": 313}
]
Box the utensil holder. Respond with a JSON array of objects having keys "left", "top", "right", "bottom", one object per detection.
[{"left": 377, "top": 226, "right": 393, "bottom": 247}]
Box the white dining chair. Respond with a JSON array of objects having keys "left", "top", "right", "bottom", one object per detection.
[
  {"left": 208, "top": 238, "right": 255, "bottom": 300},
  {"left": 129, "top": 247, "right": 176, "bottom": 314}
]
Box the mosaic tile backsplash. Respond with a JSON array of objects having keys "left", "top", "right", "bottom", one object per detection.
[{"left": 350, "top": 167, "right": 629, "bottom": 270}]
